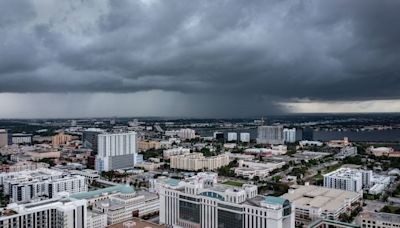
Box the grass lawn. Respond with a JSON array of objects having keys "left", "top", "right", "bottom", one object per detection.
[
  {"left": 322, "top": 163, "right": 342, "bottom": 174},
  {"left": 223, "top": 181, "right": 244, "bottom": 187},
  {"left": 380, "top": 205, "right": 400, "bottom": 214}
]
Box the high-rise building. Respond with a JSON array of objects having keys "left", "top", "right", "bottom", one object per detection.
[
  {"left": 95, "top": 132, "right": 138, "bottom": 171},
  {"left": 213, "top": 131, "right": 224, "bottom": 140},
  {"left": 0, "top": 196, "right": 87, "bottom": 228},
  {"left": 256, "top": 126, "right": 284, "bottom": 144},
  {"left": 283, "top": 128, "right": 296, "bottom": 143},
  {"left": 227, "top": 132, "right": 238, "bottom": 141},
  {"left": 0, "top": 129, "right": 8, "bottom": 148},
  {"left": 240, "top": 132, "right": 250, "bottom": 143},
  {"left": 323, "top": 168, "right": 371, "bottom": 192},
  {"left": 178, "top": 128, "right": 196, "bottom": 140},
  {"left": 159, "top": 172, "right": 295, "bottom": 228},
  {"left": 282, "top": 184, "right": 362, "bottom": 226},
  {"left": 82, "top": 128, "right": 104, "bottom": 154}
]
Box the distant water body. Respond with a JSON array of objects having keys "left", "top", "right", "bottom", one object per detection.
[
  {"left": 313, "top": 129, "right": 400, "bottom": 142},
  {"left": 197, "top": 128, "right": 400, "bottom": 142}
]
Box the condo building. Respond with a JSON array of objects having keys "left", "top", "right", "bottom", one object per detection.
[
  {"left": 170, "top": 153, "right": 230, "bottom": 171},
  {"left": 95, "top": 132, "right": 138, "bottom": 171},
  {"left": 0, "top": 197, "right": 87, "bottom": 228},
  {"left": 0, "top": 168, "right": 87, "bottom": 203},
  {"left": 256, "top": 126, "right": 284, "bottom": 145}
]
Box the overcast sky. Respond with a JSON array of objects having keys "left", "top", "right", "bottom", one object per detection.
[{"left": 1, "top": 0, "right": 400, "bottom": 118}]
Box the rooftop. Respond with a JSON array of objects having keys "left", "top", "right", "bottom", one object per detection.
[
  {"left": 282, "top": 185, "right": 361, "bottom": 212},
  {"left": 358, "top": 211, "right": 400, "bottom": 224},
  {"left": 71, "top": 184, "right": 135, "bottom": 200}
]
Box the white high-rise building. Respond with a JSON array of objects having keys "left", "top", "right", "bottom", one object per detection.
[
  {"left": 95, "top": 132, "right": 138, "bottom": 171},
  {"left": 0, "top": 168, "right": 87, "bottom": 203},
  {"left": 256, "top": 126, "right": 284, "bottom": 144},
  {"left": 159, "top": 172, "right": 295, "bottom": 228},
  {"left": 227, "top": 132, "right": 238, "bottom": 142},
  {"left": 323, "top": 168, "right": 371, "bottom": 192},
  {"left": 178, "top": 128, "right": 196, "bottom": 140},
  {"left": 240, "top": 132, "right": 250, "bottom": 143},
  {"left": 283, "top": 128, "right": 296, "bottom": 143},
  {"left": 0, "top": 197, "right": 87, "bottom": 228}
]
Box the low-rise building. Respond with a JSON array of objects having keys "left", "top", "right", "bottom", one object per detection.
[
  {"left": 135, "top": 162, "right": 162, "bottom": 171},
  {"left": 234, "top": 160, "right": 286, "bottom": 179},
  {"left": 356, "top": 211, "right": 400, "bottom": 228},
  {"left": 0, "top": 168, "right": 87, "bottom": 203},
  {"left": 163, "top": 147, "right": 190, "bottom": 159},
  {"left": 87, "top": 210, "right": 108, "bottom": 228},
  {"left": 0, "top": 161, "right": 49, "bottom": 173},
  {"left": 282, "top": 184, "right": 362, "bottom": 227}
]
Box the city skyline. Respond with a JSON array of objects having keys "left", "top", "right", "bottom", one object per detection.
[{"left": 1, "top": 0, "right": 400, "bottom": 118}]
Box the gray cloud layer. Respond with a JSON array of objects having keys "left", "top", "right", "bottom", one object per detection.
[{"left": 1, "top": 0, "right": 400, "bottom": 116}]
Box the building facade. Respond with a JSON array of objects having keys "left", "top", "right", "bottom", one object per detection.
[
  {"left": 163, "top": 147, "right": 191, "bottom": 159},
  {"left": 159, "top": 172, "right": 295, "bottom": 228},
  {"left": 178, "top": 129, "right": 196, "bottom": 140},
  {"left": 283, "top": 128, "right": 296, "bottom": 143},
  {"left": 256, "top": 126, "right": 284, "bottom": 145},
  {"left": 95, "top": 132, "right": 138, "bottom": 172},
  {"left": 52, "top": 132, "right": 73, "bottom": 145},
  {"left": 0, "top": 129, "right": 8, "bottom": 148},
  {"left": 227, "top": 132, "right": 238, "bottom": 142},
  {"left": 240, "top": 133, "right": 250, "bottom": 143},
  {"left": 0, "top": 197, "right": 87, "bottom": 228},
  {"left": 282, "top": 184, "right": 362, "bottom": 227},
  {"left": 0, "top": 168, "right": 87, "bottom": 203},
  {"left": 170, "top": 153, "right": 230, "bottom": 171}
]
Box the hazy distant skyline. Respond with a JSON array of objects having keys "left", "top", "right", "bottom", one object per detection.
[{"left": 1, "top": 0, "right": 400, "bottom": 118}]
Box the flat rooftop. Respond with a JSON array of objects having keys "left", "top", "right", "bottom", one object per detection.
[
  {"left": 107, "top": 218, "right": 166, "bottom": 228},
  {"left": 282, "top": 185, "right": 361, "bottom": 212}
]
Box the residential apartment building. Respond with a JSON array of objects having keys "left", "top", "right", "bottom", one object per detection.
[
  {"left": 283, "top": 128, "right": 296, "bottom": 143},
  {"left": 0, "top": 197, "right": 87, "bottom": 228},
  {"left": 256, "top": 126, "right": 284, "bottom": 144},
  {"left": 0, "top": 129, "right": 8, "bottom": 148},
  {"left": 11, "top": 133, "right": 32, "bottom": 144},
  {"left": 138, "top": 140, "right": 161, "bottom": 151},
  {"left": 227, "top": 132, "right": 238, "bottom": 142},
  {"left": 159, "top": 172, "right": 295, "bottom": 228},
  {"left": 95, "top": 132, "right": 138, "bottom": 172},
  {"left": 170, "top": 153, "right": 230, "bottom": 171},
  {"left": 0, "top": 168, "right": 87, "bottom": 203},
  {"left": 240, "top": 133, "right": 250, "bottom": 143},
  {"left": 82, "top": 128, "right": 104, "bottom": 154},
  {"left": 163, "top": 147, "right": 190, "bottom": 159},
  {"left": 178, "top": 128, "right": 196, "bottom": 140},
  {"left": 323, "top": 168, "right": 390, "bottom": 194},
  {"left": 52, "top": 132, "right": 73, "bottom": 145}
]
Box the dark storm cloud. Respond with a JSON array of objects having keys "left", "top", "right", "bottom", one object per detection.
[{"left": 1, "top": 0, "right": 400, "bottom": 112}]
